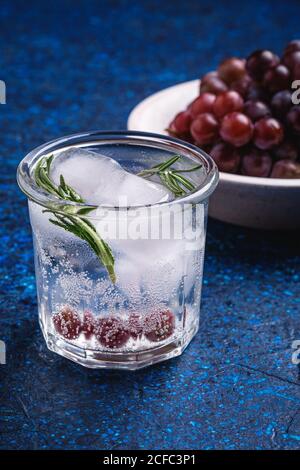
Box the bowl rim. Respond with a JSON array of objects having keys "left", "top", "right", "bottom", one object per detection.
[
  {"left": 127, "top": 78, "right": 300, "bottom": 188},
  {"left": 219, "top": 171, "right": 300, "bottom": 187}
]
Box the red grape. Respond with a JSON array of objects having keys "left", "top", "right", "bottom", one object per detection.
[
  {"left": 190, "top": 113, "right": 219, "bottom": 145},
  {"left": 218, "top": 57, "right": 246, "bottom": 84},
  {"left": 284, "top": 40, "right": 300, "bottom": 56},
  {"left": 127, "top": 313, "right": 144, "bottom": 340},
  {"left": 95, "top": 317, "right": 130, "bottom": 349},
  {"left": 81, "top": 311, "right": 95, "bottom": 340},
  {"left": 282, "top": 50, "right": 300, "bottom": 71},
  {"left": 286, "top": 106, "right": 300, "bottom": 133},
  {"left": 246, "top": 83, "right": 269, "bottom": 102},
  {"left": 144, "top": 310, "right": 175, "bottom": 342},
  {"left": 272, "top": 140, "right": 298, "bottom": 161},
  {"left": 169, "top": 43, "right": 300, "bottom": 180},
  {"left": 210, "top": 142, "right": 240, "bottom": 173},
  {"left": 169, "top": 111, "right": 192, "bottom": 135},
  {"left": 200, "top": 76, "right": 228, "bottom": 95},
  {"left": 52, "top": 307, "right": 81, "bottom": 340},
  {"left": 292, "top": 61, "right": 300, "bottom": 80},
  {"left": 270, "top": 90, "right": 292, "bottom": 119},
  {"left": 243, "top": 100, "right": 271, "bottom": 121},
  {"left": 263, "top": 64, "right": 290, "bottom": 93},
  {"left": 200, "top": 72, "right": 217, "bottom": 92},
  {"left": 189, "top": 93, "right": 216, "bottom": 118},
  {"left": 271, "top": 160, "right": 300, "bottom": 178},
  {"left": 253, "top": 117, "right": 284, "bottom": 149},
  {"left": 201, "top": 71, "right": 218, "bottom": 84},
  {"left": 231, "top": 74, "right": 252, "bottom": 97},
  {"left": 213, "top": 90, "right": 244, "bottom": 118},
  {"left": 220, "top": 112, "right": 253, "bottom": 147},
  {"left": 246, "top": 50, "right": 280, "bottom": 81},
  {"left": 241, "top": 149, "right": 272, "bottom": 177}
]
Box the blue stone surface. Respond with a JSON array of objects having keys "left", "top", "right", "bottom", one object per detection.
[{"left": 1, "top": 0, "right": 300, "bottom": 450}]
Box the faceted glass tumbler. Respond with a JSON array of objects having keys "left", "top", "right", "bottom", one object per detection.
[{"left": 17, "top": 131, "right": 218, "bottom": 370}]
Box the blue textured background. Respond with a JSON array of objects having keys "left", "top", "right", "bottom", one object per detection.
[{"left": 1, "top": 0, "right": 300, "bottom": 450}]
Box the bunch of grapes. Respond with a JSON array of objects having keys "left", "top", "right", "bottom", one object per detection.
[{"left": 168, "top": 41, "right": 300, "bottom": 178}]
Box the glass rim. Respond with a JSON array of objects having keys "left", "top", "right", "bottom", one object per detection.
[{"left": 17, "top": 130, "right": 219, "bottom": 213}]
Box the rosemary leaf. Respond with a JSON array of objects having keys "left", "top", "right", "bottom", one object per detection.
[
  {"left": 35, "top": 155, "right": 116, "bottom": 283},
  {"left": 34, "top": 152, "right": 202, "bottom": 284},
  {"left": 153, "top": 155, "right": 181, "bottom": 172},
  {"left": 172, "top": 173, "right": 195, "bottom": 191},
  {"left": 138, "top": 156, "right": 201, "bottom": 198},
  {"left": 175, "top": 164, "right": 203, "bottom": 173}
]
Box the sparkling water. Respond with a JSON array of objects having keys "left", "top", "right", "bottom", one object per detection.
[{"left": 26, "top": 141, "right": 210, "bottom": 369}]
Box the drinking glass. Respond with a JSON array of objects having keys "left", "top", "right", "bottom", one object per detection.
[{"left": 17, "top": 131, "right": 218, "bottom": 369}]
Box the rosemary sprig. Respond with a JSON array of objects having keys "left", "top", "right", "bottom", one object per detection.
[
  {"left": 137, "top": 155, "right": 202, "bottom": 197},
  {"left": 34, "top": 153, "right": 202, "bottom": 284},
  {"left": 34, "top": 155, "right": 116, "bottom": 283}
]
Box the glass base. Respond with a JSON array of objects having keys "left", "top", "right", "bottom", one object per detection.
[{"left": 40, "top": 321, "right": 198, "bottom": 370}]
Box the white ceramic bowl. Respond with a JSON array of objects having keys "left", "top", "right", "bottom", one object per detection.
[{"left": 128, "top": 80, "right": 300, "bottom": 230}]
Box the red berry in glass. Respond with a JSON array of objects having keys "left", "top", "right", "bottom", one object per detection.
[
  {"left": 272, "top": 140, "right": 298, "bottom": 161},
  {"left": 144, "top": 310, "right": 175, "bottom": 342},
  {"left": 81, "top": 311, "right": 95, "bottom": 340},
  {"left": 253, "top": 117, "right": 284, "bottom": 149},
  {"left": 52, "top": 306, "right": 81, "bottom": 340},
  {"left": 241, "top": 149, "right": 272, "bottom": 177},
  {"left": 270, "top": 90, "right": 292, "bottom": 119},
  {"left": 213, "top": 90, "right": 244, "bottom": 118},
  {"left": 218, "top": 57, "right": 246, "bottom": 85},
  {"left": 190, "top": 113, "right": 219, "bottom": 145},
  {"left": 200, "top": 76, "right": 228, "bottom": 95},
  {"left": 246, "top": 49, "right": 279, "bottom": 81},
  {"left": 127, "top": 313, "right": 143, "bottom": 340},
  {"left": 210, "top": 142, "right": 240, "bottom": 173},
  {"left": 271, "top": 160, "right": 300, "bottom": 178},
  {"left": 263, "top": 64, "right": 290, "bottom": 93},
  {"left": 220, "top": 112, "right": 253, "bottom": 147},
  {"left": 243, "top": 100, "right": 271, "bottom": 121},
  {"left": 286, "top": 106, "right": 300, "bottom": 133},
  {"left": 95, "top": 317, "right": 130, "bottom": 349},
  {"left": 189, "top": 93, "right": 216, "bottom": 118}
]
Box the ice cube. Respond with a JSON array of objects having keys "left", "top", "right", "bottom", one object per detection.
[
  {"left": 50, "top": 148, "right": 172, "bottom": 206},
  {"left": 108, "top": 215, "right": 193, "bottom": 304},
  {"left": 94, "top": 199, "right": 205, "bottom": 303},
  {"left": 113, "top": 237, "right": 201, "bottom": 309}
]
